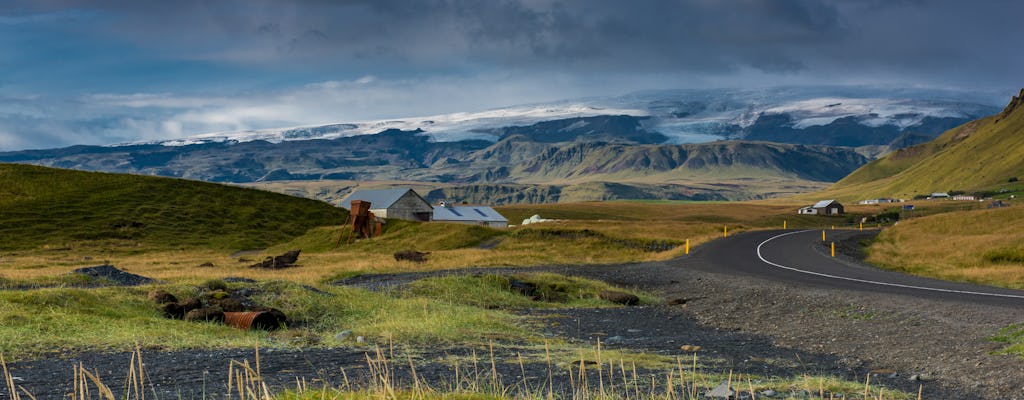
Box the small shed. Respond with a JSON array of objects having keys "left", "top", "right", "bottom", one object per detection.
[
  {"left": 432, "top": 202, "right": 509, "bottom": 228},
  {"left": 340, "top": 189, "right": 433, "bottom": 222},
  {"left": 812, "top": 200, "right": 844, "bottom": 215}
]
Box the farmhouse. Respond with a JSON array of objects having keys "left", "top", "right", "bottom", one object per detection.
[
  {"left": 798, "top": 200, "right": 845, "bottom": 216},
  {"left": 432, "top": 201, "right": 509, "bottom": 228},
  {"left": 339, "top": 189, "right": 433, "bottom": 222}
]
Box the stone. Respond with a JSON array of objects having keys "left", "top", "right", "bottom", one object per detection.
[
  {"left": 909, "top": 374, "right": 934, "bottom": 382},
  {"left": 335, "top": 330, "right": 353, "bottom": 341},
  {"left": 604, "top": 335, "right": 625, "bottom": 345},
  {"left": 705, "top": 381, "right": 734, "bottom": 398},
  {"left": 356, "top": 336, "right": 365, "bottom": 343},
  {"left": 249, "top": 250, "right": 301, "bottom": 269},
  {"left": 666, "top": 298, "right": 688, "bottom": 305},
  {"left": 198, "top": 262, "right": 215, "bottom": 268},
  {"left": 760, "top": 389, "right": 777, "bottom": 397},
  {"left": 148, "top": 290, "right": 178, "bottom": 304},
  {"left": 184, "top": 307, "right": 225, "bottom": 323},
  {"left": 599, "top": 290, "right": 640, "bottom": 305}
]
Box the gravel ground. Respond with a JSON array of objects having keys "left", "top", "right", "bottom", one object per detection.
[{"left": 4, "top": 233, "right": 1024, "bottom": 399}]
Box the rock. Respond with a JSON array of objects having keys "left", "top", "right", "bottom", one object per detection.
[
  {"left": 161, "top": 302, "right": 184, "bottom": 319},
  {"left": 148, "top": 290, "right": 178, "bottom": 304},
  {"left": 197, "top": 262, "right": 215, "bottom": 268},
  {"left": 666, "top": 298, "right": 688, "bottom": 305},
  {"left": 184, "top": 307, "right": 225, "bottom": 323},
  {"left": 72, "top": 265, "right": 155, "bottom": 286},
  {"left": 394, "top": 250, "right": 430, "bottom": 263},
  {"left": 909, "top": 373, "right": 935, "bottom": 382},
  {"left": 599, "top": 290, "right": 640, "bottom": 305},
  {"left": 705, "top": 381, "right": 734, "bottom": 398},
  {"left": 356, "top": 336, "right": 365, "bottom": 343},
  {"left": 210, "top": 297, "right": 245, "bottom": 312},
  {"left": 249, "top": 250, "right": 301, "bottom": 269},
  {"left": 178, "top": 298, "right": 202, "bottom": 314},
  {"left": 604, "top": 335, "right": 625, "bottom": 345},
  {"left": 335, "top": 330, "right": 353, "bottom": 341},
  {"left": 761, "top": 389, "right": 777, "bottom": 397}
]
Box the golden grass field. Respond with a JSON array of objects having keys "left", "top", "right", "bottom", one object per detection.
[{"left": 867, "top": 205, "right": 1024, "bottom": 288}]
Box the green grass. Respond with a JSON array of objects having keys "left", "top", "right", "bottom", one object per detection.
[
  {"left": 0, "top": 163, "right": 346, "bottom": 251},
  {"left": 0, "top": 271, "right": 662, "bottom": 361},
  {"left": 407, "top": 273, "right": 659, "bottom": 309},
  {"left": 813, "top": 99, "right": 1024, "bottom": 202}
]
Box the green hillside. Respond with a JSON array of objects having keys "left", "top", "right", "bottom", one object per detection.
[
  {"left": 0, "top": 164, "right": 347, "bottom": 250},
  {"left": 817, "top": 89, "right": 1024, "bottom": 201}
]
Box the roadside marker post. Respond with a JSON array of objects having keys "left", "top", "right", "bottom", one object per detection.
[
  {"left": 831, "top": 225, "right": 835, "bottom": 230},
  {"left": 859, "top": 222, "right": 863, "bottom": 231},
  {"left": 831, "top": 242, "right": 835, "bottom": 257},
  {"left": 822, "top": 230, "right": 826, "bottom": 242},
  {"left": 783, "top": 220, "right": 787, "bottom": 229},
  {"left": 724, "top": 226, "right": 728, "bottom": 237},
  {"left": 685, "top": 239, "right": 689, "bottom": 255}
]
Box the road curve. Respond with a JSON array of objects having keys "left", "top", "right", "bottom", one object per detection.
[{"left": 682, "top": 229, "right": 1024, "bottom": 307}]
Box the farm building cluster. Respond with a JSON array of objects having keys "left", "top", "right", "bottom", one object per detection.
[{"left": 340, "top": 188, "right": 509, "bottom": 228}]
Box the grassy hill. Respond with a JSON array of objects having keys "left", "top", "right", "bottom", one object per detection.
[
  {"left": 813, "top": 89, "right": 1024, "bottom": 202},
  {"left": 0, "top": 163, "right": 347, "bottom": 250}
]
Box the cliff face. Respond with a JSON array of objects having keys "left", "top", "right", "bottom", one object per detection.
[{"left": 997, "top": 88, "right": 1024, "bottom": 122}]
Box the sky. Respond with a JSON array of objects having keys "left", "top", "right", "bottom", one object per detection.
[{"left": 1, "top": 0, "right": 1022, "bottom": 151}]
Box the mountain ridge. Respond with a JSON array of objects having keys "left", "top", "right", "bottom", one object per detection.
[{"left": 817, "top": 89, "right": 1024, "bottom": 201}]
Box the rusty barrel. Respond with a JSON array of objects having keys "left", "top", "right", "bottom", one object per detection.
[{"left": 223, "top": 311, "right": 282, "bottom": 330}]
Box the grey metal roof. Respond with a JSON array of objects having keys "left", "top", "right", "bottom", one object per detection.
[
  {"left": 812, "top": 200, "right": 838, "bottom": 208},
  {"left": 432, "top": 205, "right": 508, "bottom": 223},
  {"left": 340, "top": 189, "right": 421, "bottom": 210}
]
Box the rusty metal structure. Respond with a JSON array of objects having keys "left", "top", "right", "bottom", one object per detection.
[
  {"left": 334, "top": 199, "right": 382, "bottom": 249},
  {"left": 350, "top": 200, "right": 378, "bottom": 238},
  {"left": 223, "top": 311, "right": 281, "bottom": 330}
]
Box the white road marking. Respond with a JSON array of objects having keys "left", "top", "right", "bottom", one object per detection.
[{"left": 756, "top": 230, "right": 1024, "bottom": 300}]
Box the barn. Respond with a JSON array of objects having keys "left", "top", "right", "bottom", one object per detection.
[
  {"left": 798, "top": 200, "right": 845, "bottom": 216},
  {"left": 339, "top": 189, "right": 433, "bottom": 222},
  {"left": 432, "top": 202, "right": 509, "bottom": 228},
  {"left": 813, "top": 200, "right": 844, "bottom": 215}
]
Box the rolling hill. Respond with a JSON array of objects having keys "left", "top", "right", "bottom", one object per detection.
[
  {"left": 817, "top": 89, "right": 1024, "bottom": 201},
  {"left": 0, "top": 164, "right": 347, "bottom": 250}
]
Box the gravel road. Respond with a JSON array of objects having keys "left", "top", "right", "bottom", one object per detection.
[{"left": 4, "top": 231, "right": 1024, "bottom": 399}]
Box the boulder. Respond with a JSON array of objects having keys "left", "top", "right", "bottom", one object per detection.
[
  {"left": 148, "top": 290, "right": 178, "bottom": 304},
  {"left": 249, "top": 250, "right": 301, "bottom": 269},
  {"left": 599, "top": 290, "right": 640, "bottom": 306},
  {"left": 185, "top": 307, "right": 225, "bottom": 323}
]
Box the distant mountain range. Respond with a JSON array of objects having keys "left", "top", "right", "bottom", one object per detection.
[
  {"left": 820, "top": 89, "right": 1024, "bottom": 201},
  {"left": 0, "top": 86, "right": 1000, "bottom": 204}
]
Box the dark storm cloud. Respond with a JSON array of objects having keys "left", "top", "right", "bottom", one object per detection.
[{"left": 4, "top": 0, "right": 1019, "bottom": 88}]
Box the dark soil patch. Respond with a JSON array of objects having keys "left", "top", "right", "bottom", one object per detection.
[{"left": 71, "top": 264, "right": 156, "bottom": 286}]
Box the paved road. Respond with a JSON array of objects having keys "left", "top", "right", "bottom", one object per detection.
[{"left": 684, "top": 229, "right": 1024, "bottom": 307}]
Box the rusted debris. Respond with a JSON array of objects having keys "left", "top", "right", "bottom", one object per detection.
[
  {"left": 150, "top": 283, "right": 288, "bottom": 330},
  {"left": 224, "top": 310, "right": 286, "bottom": 330},
  {"left": 394, "top": 250, "right": 430, "bottom": 263},
  {"left": 249, "top": 250, "right": 301, "bottom": 269}
]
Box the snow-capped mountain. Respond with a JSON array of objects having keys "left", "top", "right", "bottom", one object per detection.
[{"left": 147, "top": 86, "right": 999, "bottom": 147}]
